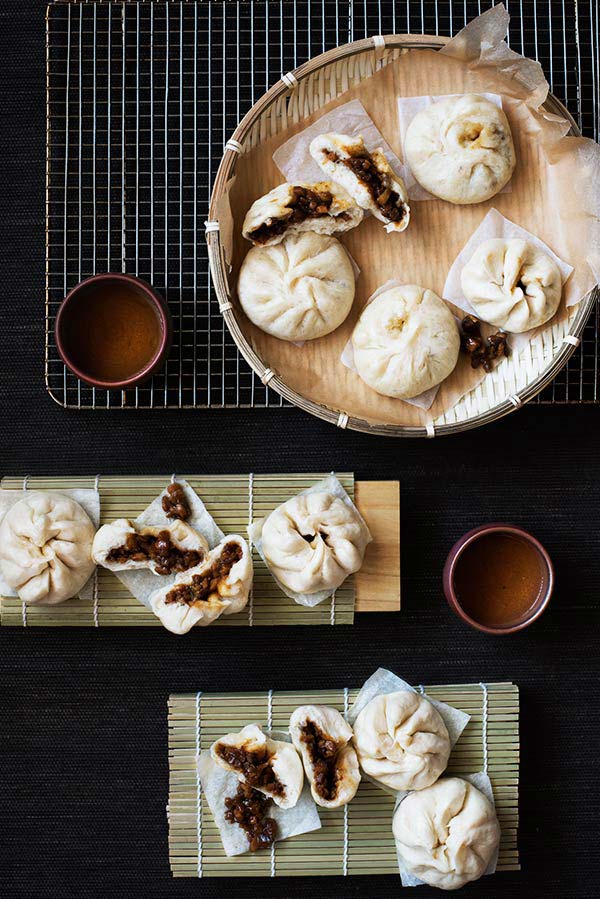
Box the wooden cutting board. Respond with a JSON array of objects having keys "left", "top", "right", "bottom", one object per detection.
[
  {"left": 0, "top": 475, "right": 400, "bottom": 625},
  {"left": 355, "top": 480, "right": 400, "bottom": 611}
]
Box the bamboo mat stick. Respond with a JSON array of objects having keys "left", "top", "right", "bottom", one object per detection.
[{"left": 167, "top": 682, "right": 520, "bottom": 878}]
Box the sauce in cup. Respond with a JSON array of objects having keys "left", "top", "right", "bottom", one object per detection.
[{"left": 443, "top": 524, "right": 554, "bottom": 634}]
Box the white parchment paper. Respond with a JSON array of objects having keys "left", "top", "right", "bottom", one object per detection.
[
  {"left": 443, "top": 207, "right": 574, "bottom": 354},
  {"left": 113, "top": 479, "right": 225, "bottom": 608},
  {"left": 0, "top": 488, "right": 101, "bottom": 602},
  {"left": 394, "top": 772, "right": 499, "bottom": 887},
  {"left": 396, "top": 92, "right": 510, "bottom": 201},
  {"left": 273, "top": 98, "right": 405, "bottom": 193},
  {"left": 198, "top": 729, "right": 321, "bottom": 857},
  {"left": 248, "top": 474, "right": 371, "bottom": 608},
  {"left": 347, "top": 668, "right": 471, "bottom": 796}
]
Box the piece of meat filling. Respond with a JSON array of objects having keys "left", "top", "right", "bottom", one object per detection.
[
  {"left": 106, "top": 531, "right": 203, "bottom": 575},
  {"left": 161, "top": 482, "right": 190, "bottom": 520},
  {"left": 215, "top": 743, "right": 286, "bottom": 798},
  {"left": 300, "top": 720, "right": 341, "bottom": 801},
  {"left": 224, "top": 782, "right": 278, "bottom": 852},
  {"left": 164, "top": 542, "right": 243, "bottom": 606}
]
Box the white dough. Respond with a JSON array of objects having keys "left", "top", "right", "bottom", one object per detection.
[
  {"left": 261, "top": 491, "right": 371, "bottom": 595},
  {"left": 237, "top": 231, "right": 355, "bottom": 342},
  {"left": 149, "top": 535, "right": 252, "bottom": 634},
  {"left": 460, "top": 237, "right": 563, "bottom": 332},
  {"left": 404, "top": 94, "right": 516, "bottom": 204},
  {"left": 393, "top": 777, "right": 501, "bottom": 890},
  {"left": 351, "top": 284, "right": 460, "bottom": 399},
  {"left": 352, "top": 691, "right": 451, "bottom": 792},
  {"left": 211, "top": 724, "right": 304, "bottom": 809},
  {"left": 242, "top": 181, "right": 363, "bottom": 246},
  {"left": 0, "top": 491, "right": 96, "bottom": 605},
  {"left": 92, "top": 518, "right": 208, "bottom": 573},
  {"left": 289, "top": 705, "right": 361, "bottom": 808},
  {"left": 310, "top": 132, "right": 410, "bottom": 231}
]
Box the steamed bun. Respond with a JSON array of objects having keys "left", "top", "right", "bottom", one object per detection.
[
  {"left": 242, "top": 181, "right": 363, "bottom": 246},
  {"left": 237, "top": 231, "right": 355, "bottom": 342},
  {"left": 261, "top": 491, "right": 371, "bottom": 595},
  {"left": 289, "top": 705, "right": 361, "bottom": 808},
  {"left": 393, "top": 777, "right": 501, "bottom": 890},
  {"left": 352, "top": 690, "right": 451, "bottom": 791},
  {"left": 351, "top": 285, "right": 460, "bottom": 399},
  {"left": 0, "top": 491, "right": 96, "bottom": 605},
  {"left": 461, "top": 237, "right": 562, "bottom": 332},
  {"left": 149, "top": 535, "right": 252, "bottom": 634},
  {"left": 404, "top": 94, "right": 516, "bottom": 204},
  {"left": 310, "top": 132, "right": 410, "bottom": 232},
  {"left": 211, "top": 724, "right": 304, "bottom": 809}
]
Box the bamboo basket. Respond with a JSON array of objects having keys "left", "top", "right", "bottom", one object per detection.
[
  {"left": 167, "top": 682, "right": 520, "bottom": 878},
  {"left": 0, "top": 474, "right": 400, "bottom": 627},
  {"left": 207, "top": 34, "right": 598, "bottom": 437}
]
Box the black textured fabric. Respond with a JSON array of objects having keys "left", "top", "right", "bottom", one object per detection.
[{"left": 1, "top": 3, "right": 599, "bottom": 899}]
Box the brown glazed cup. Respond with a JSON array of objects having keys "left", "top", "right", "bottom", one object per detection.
[
  {"left": 443, "top": 523, "right": 554, "bottom": 635},
  {"left": 55, "top": 272, "right": 172, "bottom": 389}
]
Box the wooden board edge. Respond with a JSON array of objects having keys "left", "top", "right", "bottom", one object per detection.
[{"left": 355, "top": 480, "right": 400, "bottom": 613}]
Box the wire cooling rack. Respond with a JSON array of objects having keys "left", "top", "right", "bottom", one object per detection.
[{"left": 47, "top": 1, "right": 600, "bottom": 409}]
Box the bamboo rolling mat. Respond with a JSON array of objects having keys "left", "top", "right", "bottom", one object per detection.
[
  {"left": 167, "top": 682, "right": 519, "bottom": 878},
  {"left": 0, "top": 474, "right": 400, "bottom": 627}
]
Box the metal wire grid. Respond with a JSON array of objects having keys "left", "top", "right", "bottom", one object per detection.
[{"left": 47, "top": 1, "right": 600, "bottom": 409}]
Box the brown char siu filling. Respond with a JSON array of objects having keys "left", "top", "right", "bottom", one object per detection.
[
  {"left": 250, "top": 185, "right": 336, "bottom": 244},
  {"left": 165, "top": 542, "right": 243, "bottom": 606},
  {"left": 300, "top": 720, "right": 341, "bottom": 802},
  {"left": 216, "top": 742, "right": 286, "bottom": 798},
  {"left": 106, "top": 531, "right": 203, "bottom": 576},
  {"left": 324, "top": 149, "right": 406, "bottom": 223},
  {"left": 224, "top": 782, "right": 278, "bottom": 852},
  {"left": 161, "top": 482, "right": 190, "bottom": 520}
]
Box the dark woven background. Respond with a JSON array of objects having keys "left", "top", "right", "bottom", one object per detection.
[{"left": 1, "top": 2, "right": 599, "bottom": 898}]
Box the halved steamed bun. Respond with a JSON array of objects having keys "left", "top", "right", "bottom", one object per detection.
[
  {"left": 461, "top": 237, "right": 562, "bottom": 332},
  {"left": 261, "top": 491, "right": 371, "bottom": 595},
  {"left": 290, "top": 705, "right": 361, "bottom": 808},
  {"left": 404, "top": 94, "right": 516, "bottom": 204},
  {"left": 92, "top": 519, "right": 208, "bottom": 575},
  {"left": 237, "top": 231, "right": 355, "bottom": 342},
  {"left": 310, "top": 132, "right": 410, "bottom": 232},
  {"left": 393, "top": 777, "right": 501, "bottom": 890},
  {"left": 211, "top": 724, "right": 304, "bottom": 809},
  {"left": 242, "top": 181, "right": 363, "bottom": 246},
  {"left": 352, "top": 690, "right": 451, "bottom": 791},
  {"left": 149, "top": 535, "right": 253, "bottom": 634},
  {"left": 0, "top": 491, "right": 95, "bottom": 605},
  {"left": 351, "top": 284, "right": 460, "bottom": 399}
]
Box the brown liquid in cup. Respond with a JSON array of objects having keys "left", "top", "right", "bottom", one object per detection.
[
  {"left": 61, "top": 282, "right": 162, "bottom": 382},
  {"left": 453, "top": 532, "right": 545, "bottom": 628}
]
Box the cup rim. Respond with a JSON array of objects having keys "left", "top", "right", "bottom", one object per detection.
[
  {"left": 443, "top": 523, "right": 554, "bottom": 635},
  {"left": 54, "top": 272, "right": 172, "bottom": 389}
]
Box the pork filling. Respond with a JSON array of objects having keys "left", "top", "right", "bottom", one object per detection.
[
  {"left": 300, "top": 720, "right": 341, "bottom": 801},
  {"left": 224, "top": 782, "right": 278, "bottom": 851},
  {"left": 215, "top": 742, "right": 286, "bottom": 798},
  {"left": 250, "top": 185, "right": 335, "bottom": 244},
  {"left": 324, "top": 149, "right": 406, "bottom": 223},
  {"left": 165, "top": 542, "right": 243, "bottom": 605},
  {"left": 106, "top": 531, "right": 203, "bottom": 575},
  {"left": 161, "top": 482, "right": 190, "bottom": 520}
]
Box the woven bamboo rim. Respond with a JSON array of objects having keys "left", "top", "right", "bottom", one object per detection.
[
  {"left": 167, "top": 682, "right": 520, "bottom": 878},
  {"left": 207, "top": 34, "right": 598, "bottom": 437}
]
